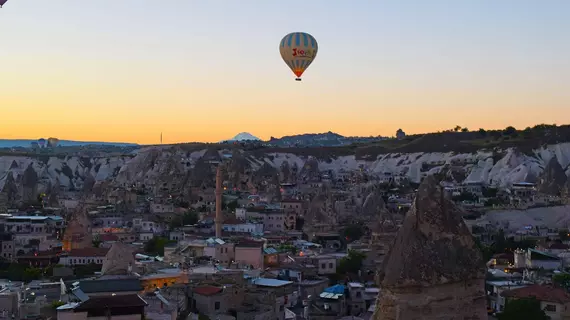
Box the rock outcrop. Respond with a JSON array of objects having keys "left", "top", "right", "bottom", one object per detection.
[
  {"left": 2, "top": 143, "right": 570, "bottom": 201},
  {"left": 538, "top": 156, "right": 568, "bottom": 195},
  {"left": 373, "top": 175, "right": 487, "bottom": 320},
  {"left": 362, "top": 189, "right": 386, "bottom": 217},
  {"left": 101, "top": 242, "right": 135, "bottom": 275}
]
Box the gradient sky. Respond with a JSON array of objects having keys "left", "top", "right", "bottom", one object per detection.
[{"left": 1, "top": 1, "right": 569, "bottom": 144}]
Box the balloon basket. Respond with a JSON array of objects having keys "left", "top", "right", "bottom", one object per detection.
[{"left": 295, "top": 78, "right": 302, "bottom": 81}]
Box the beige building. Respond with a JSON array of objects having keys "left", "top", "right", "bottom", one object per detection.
[
  {"left": 235, "top": 243, "right": 264, "bottom": 269},
  {"left": 203, "top": 238, "right": 235, "bottom": 264},
  {"left": 191, "top": 285, "right": 243, "bottom": 317}
]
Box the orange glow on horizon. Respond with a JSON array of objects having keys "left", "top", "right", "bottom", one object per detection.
[{"left": 1, "top": 1, "right": 568, "bottom": 145}]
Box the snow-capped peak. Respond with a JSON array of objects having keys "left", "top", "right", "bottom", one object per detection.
[{"left": 227, "top": 132, "right": 261, "bottom": 141}]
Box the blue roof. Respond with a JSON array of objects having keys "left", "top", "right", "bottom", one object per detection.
[
  {"left": 252, "top": 278, "right": 293, "bottom": 287},
  {"left": 324, "top": 284, "right": 345, "bottom": 294},
  {"left": 264, "top": 247, "right": 278, "bottom": 255},
  {"left": 8, "top": 216, "right": 48, "bottom": 220}
]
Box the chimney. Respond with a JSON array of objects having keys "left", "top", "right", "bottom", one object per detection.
[{"left": 215, "top": 166, "right": 223, "bottom": 238}]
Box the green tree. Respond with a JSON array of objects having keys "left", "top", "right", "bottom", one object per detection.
[
  {"left": 144, "top": 237, "right": 173, "bottom": 256},
  {"left": 521, "top": 127, "right": 533, "bottom": 139},
  {"left": 169, "top": 211, "right": 199, "bottom": 229},
  {"left": 337, "top": 250, "right": 366, "bottom": 275},
  {"left": 498, "top": 297, "right": 549, "bottom": 320},
  {"left": 222, "top": 199, "right": 239, "bottom": 212},
  {"left": 51, "top": 301, "right": 66, "bottom": 309},
  {"left": 23, "top": 267, "right": 42, "bottom": 282},
  {"left": 461, "top": 127, "right": 469, "bottom": 132},
  {"left": 228, "top": 200, "right": 239, "bottom": 211},
  {"left": 504, "top": 126, "right": 518, "bottom": 137},
  {"left": 342, "top": 224, "right": 365, "bottom": 242},
  {"left": 553, "top": 273, "right": 570, "bottom": 290},
  {"left": 92, "top": 235, "right": 101, "bottom": 248},
  {"left": 454, "top": 125, "right": 462, "bottom": 132},
  {"left": 74, "top": 262, "right": 102, "bottom": 278},
  {"left": 478, "top": 128, "right": 487, "bottom": 137}
]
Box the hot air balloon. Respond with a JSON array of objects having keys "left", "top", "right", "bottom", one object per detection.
[
  {"left": 0, "top": 0, "right": 7, "bottom": 8},
  {"left": 47, "top": 137, "right": 59, "bottom": 148},
  {"left": 279, "top": 32, "right": 318, "bottom": 81}
]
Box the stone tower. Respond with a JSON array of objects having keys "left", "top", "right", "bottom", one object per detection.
[
  {"left": 373, "top": 175, "right": 487, "bottom": 320},
  {"left": 215, "top": 166, "right": 223, "bottom": 238}
]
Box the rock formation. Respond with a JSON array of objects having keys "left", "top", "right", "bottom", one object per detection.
[
  {"left": 47, "top": 179, "right": 60, "bottom": 207},
  {"left": 101, "top": 242, "right": 136, "bottom": 275},
  {"left": 22, "top": 164, "right": 38, "bottom": 203},
  {"left": 362, "top": 189, "right": 386, "bottom": 217},
  {"left": 62, "top": 204, "right": 92, "bottom": 251},
  {"left": 82, "top": 173, "right": 96, "bottom": 194},
  {"left": 373, "top": 175, "right": 487, "bottom": 320},
  {"left": 538, "top": 156, "right": 568, "bottom": 195}
]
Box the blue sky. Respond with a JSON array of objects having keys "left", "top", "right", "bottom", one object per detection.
[{"left": 0, "top": 1, "right": 568, "bottom": 143}]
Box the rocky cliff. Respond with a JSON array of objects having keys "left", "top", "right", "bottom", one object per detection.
[
  {"left": 1, "top": 143, "right": 570, "bottom": 204},
  {"left": 373, "top": 175, "right": 487, "bottom": 319}
]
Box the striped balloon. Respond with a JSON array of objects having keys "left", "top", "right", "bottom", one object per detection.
[{"left": 279, "top": 32, "right": 318, "bottom": 81}]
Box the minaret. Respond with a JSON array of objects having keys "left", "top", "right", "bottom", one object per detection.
[{"left": 215, "top": 166, "right": 223, "bottom": 238}]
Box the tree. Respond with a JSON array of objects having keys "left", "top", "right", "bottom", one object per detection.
[
  {"left": 498, "top": 297, "right": 549, "bottom": 320},
  {"left": 144, "top": 237, "right": 173, "bottom": 256},
  {"left": 337, "top": 250, "right": 366, "bottom": 275},
  {"left": 504, "top": 126, "right": 518, "bottom": 136},
  {"left": 478, "top": 128, "right": 487, "bottom": 137},
  {"left": 553, "top": 273, "right": 570, "bottom": 290},
  {"left": 222, "top": 200, "right": 239, "bottom": 212},
  {"left": 23, "top": 267, "right": 42, "bottom": 282},
  {"left": 461, "top": 127, "right": 469, "bottom": 132},
  {"left": 490, "top": 130, "right": 502, "bottom": 139},
  {"left": 169, "top": 211, "right": 199, "bottom": 229},
  {"left": 342, "top": 224, "right": 365, "bottom": 242},
  {"left": 74, "top": 263, "right": 101, "bottom": 278},
  {"left": 454, "top": 125, "right": 462, "bottom": 132},
  {"left": 522, "top": 127, "right": 533, "bottom": 139}
]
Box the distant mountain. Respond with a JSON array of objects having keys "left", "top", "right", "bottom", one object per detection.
[
  {"left": 0, "top": 139, "right": 138, "bottom": 149},
  {"left": 225, "top": 132, "right": 261, "bottom": 142},
  {"left": 268, "top": 131, "right": 385, "bottom": 147}
]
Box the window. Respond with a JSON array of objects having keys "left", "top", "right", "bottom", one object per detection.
[
  {"left": 215, "top": 301, "right": 220, "bottom": 310},
  {"left": 329, "top": 263, "right": 333, "bottom": 269},
  {"left": 545, "top": 304, "right": 557, "bottom": 312},
  {"left": 321, "top": 263, "right": 326, "bottom": 269}
]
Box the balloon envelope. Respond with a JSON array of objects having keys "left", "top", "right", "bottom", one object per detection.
[
  {"left": 279, "top": 32, "right": 318, "bottom": 80},
  {"left": 0, "top": 0, "right": 7, "bottom": 7}
]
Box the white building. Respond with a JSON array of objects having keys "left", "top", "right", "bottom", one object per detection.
[
  {"left": 222, "top": 220, "right": 263, "bottom": 234},
  {"left": 59, "top": 248, "right": 109, "bottom": 266}
]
